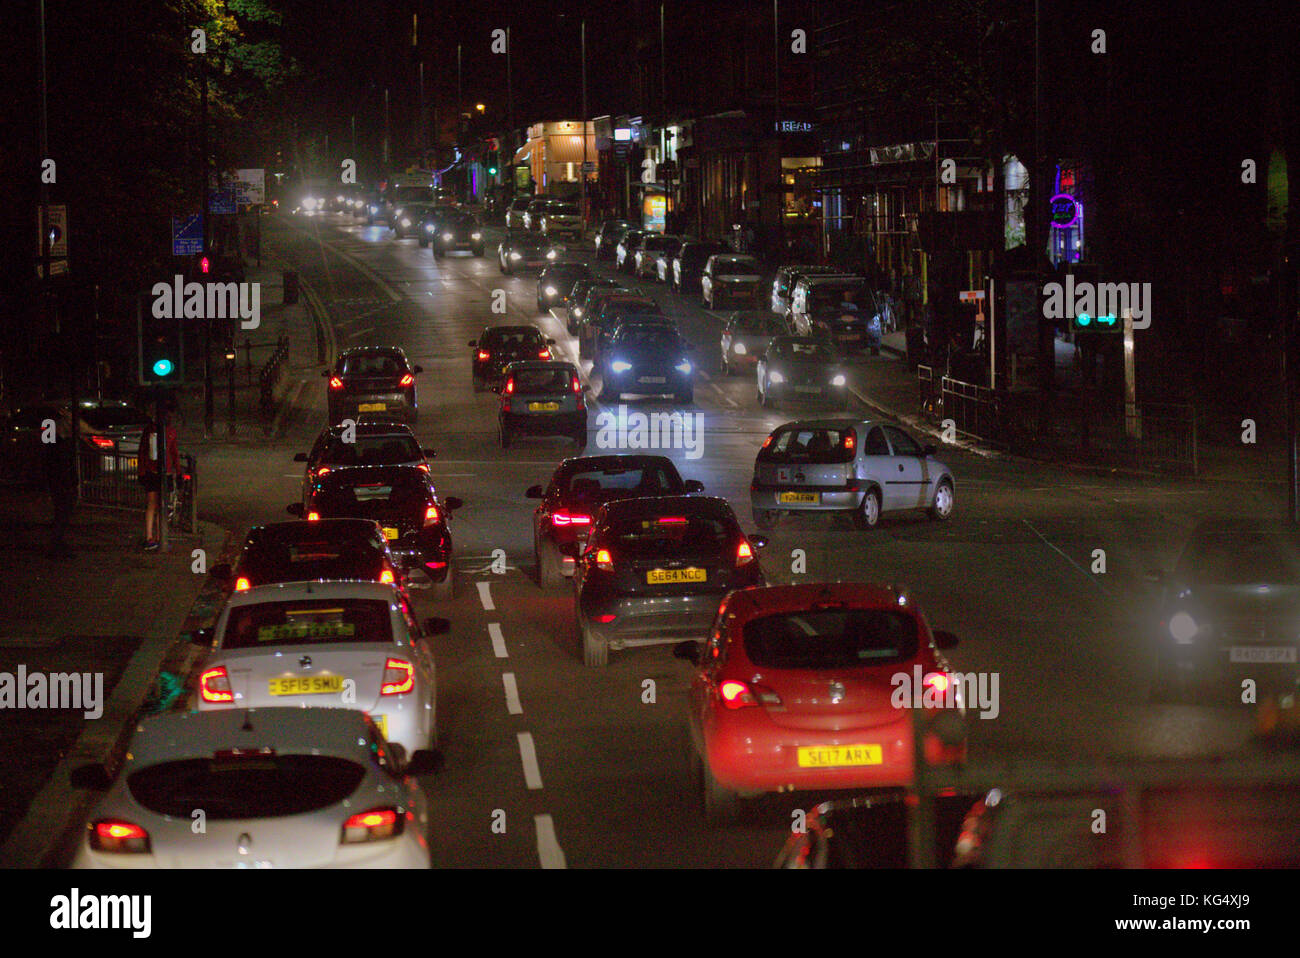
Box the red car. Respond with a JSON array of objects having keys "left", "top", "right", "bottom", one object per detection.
[{"left": 675, "top": 582, "right": 966, "bottom": 824}]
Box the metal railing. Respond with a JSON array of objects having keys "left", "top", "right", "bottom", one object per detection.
[
  {"left": 940, "top": 376, "right": 997, "bottom": 442},
  {"left": 258, "top": 335, "right": 290, "bottom": 413},
  {"left": 76, "top": 449, "right": 199, "bottom": 534},
  {"left": 1131, "top": 401, "right": 1198, "bottom": 475}
]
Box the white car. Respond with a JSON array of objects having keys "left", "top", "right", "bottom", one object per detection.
[
  {"left": 700, "top": 254, "right": 763, "bottom": 309},
  {"left": 194, "top": 581, "right": 440, "bottom": 756},
  {"left": 71, "top": 707, "right": 435, "bottom": 868},
  {"left": 505, "top": 195, "right": 533, "bottom": 230}
]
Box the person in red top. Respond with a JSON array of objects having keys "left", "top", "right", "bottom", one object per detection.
[{"left": 137, "top": 399, "right": 180, "bottom": 551}]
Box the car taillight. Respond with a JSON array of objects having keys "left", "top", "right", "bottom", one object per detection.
[
  {"left": 736, "top": 541, "right": 754, "bottom": 566},
  {"left": 594, "top": 548, "right": 614, "bottom": 572},
  {"left": 761, "top": 434, "right": 773, "bottom": 449},
  {"left": 720, "top": 680, "right": 758, "bottom": 709},
  {"left": 329, "top": 376, "right": 344, "bottom": 390},
  {"left": 657, "top": 516, "right": 687, "bottom": 525},
  {"left": 424, "top": 504, "right": 441, "bottom": 525},
  {"left": 315, "top": 466, "right": 331, "bottom": 477},
  {"left": 538, "top": 349, "right": 551, "bottom": 359},
  {"left": 234, "top": 576, "right": 251, "bottom": 591},
  {"left": 89, "top": 820, "right": 150, "bottom": 854},
  {"left": 504, "top": 378, "right": 515, "bottom": 394},
  {"left": 399, "top": 373, "right": 415, "bottom": 387},
  {"left": 424, "top": 560, "right": 447, "bottom": 569},
  {"left": 924, "top": 672, "right": 951, "bottom": 699},
  {"left": 89, "top": 435, "right": 115, "bottom": 450},
  {"left": 380, "top": 658, "right": 415, "bottom": 695},
  {"left": 418, "top": 463, "right": 429, "bottom": 473},
  {"left": 552, "top": 509, "right": 591, "bottom": 527},
  {"left": 595, "top": 613, "right": 617, "bottom": 623},
  {"left": 199, "top": 666, "right": 233, "bottom": 703},
  {"left": 341, "top": 807, "right": 404, "bottom": 844},
  {"left": 306, "top": 511, "right": 320, "bottom": 521},
  {"left": 844, "top": 429, "right": 857, "bottom": 452},
  {"left": 379, "top": 569, "right": 395, "bottom": 584},
  {"left": 477, "top": 350, "right": 490, "bottom": 361},
  {"left": 571, "top": 375, "right": 582, "bottom": 394}
]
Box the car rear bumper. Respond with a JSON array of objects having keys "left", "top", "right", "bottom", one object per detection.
[
  {"left": 1163, "top": 642, "right": 1300, "bottom": 692},
  {"left": 581, "top": 590, "right": 730, "bottom": 648},
  {"left": 751, "top": 486, "right": 864, "bottom": 512},
  {"left": 330, "top": 395, "right": 416, "bottom": 422},
  {"left": 500, "top": 409, "right": 586, "bottom": 435}
]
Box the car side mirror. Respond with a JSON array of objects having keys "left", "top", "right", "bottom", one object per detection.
[
  {"left": 525, "top": 484, "right": 544, "bottom": 499},
  {"left": 933, "top": 629, "right": 959, "bottom": 650},
  {"left": 210, "top": 563, "right": 232, "bottom": 582},
  {"left": 320, "top": 369, "right": 331, "bottom": 378},
  {"left": 423, "top": 617, "right": 451, "bottom": 635},
  {"left": 293, "top": 452, "right": 309, "bottom": 462},
  {"left": 286, "top": 503, "right": 305, "bottom": 517},
  {"left": 70, "top": 763, "right": 112, "bottom": 791},
  {"left": 468, "top": 340, "right": 478, "bottom": 348},
  {"left": 490, "top": 383, "right": 502, "bottom": 394},
  {"left": 412, "top": 365, "right": 424, "bottom": 374},
  {"left": 672, "top": 640, "right": 702, "bottom": 665},
  {"left": 683, "top": 479, "right": 705, "bottom": 493},
  {"left": 403, "top": 748, "right": 444, "bottom": 776},
  {"left": 443, "top": 497, "right": 463, "bottom": 511},
  {"left": 750, "top": 535, "right": 769, "bottom": 550}
]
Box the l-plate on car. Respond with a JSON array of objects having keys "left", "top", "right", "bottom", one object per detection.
[{"left": 325, "top": 346, "right": 422, "bottom": 427}]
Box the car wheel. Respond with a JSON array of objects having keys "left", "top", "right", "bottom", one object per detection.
[
  {"left": 853, "top": 488, "right": 882, "bottom": 530},
  {"left": 759, "top": 382, "right": 774, "bottom": 409},
  {"left": 581, "top": 620, "right": 608, "bottom": 667},
  {"left": 694, "top": 748, "right": 740, "bottom": 826},
  {"left": 431, "top": 567, "right": 454, "bottom": 602},
  {"left": 752, "top": 509, "right": 779, "bottom": 531},
  {"left": 537, "top": 538, "right": 565, "bottom": 591},
  {"left": 928, "top": 480, "right": 955, "bottom": 521},
  {"left": 720, "top": 354, "right": 730, "bottom": 376}
]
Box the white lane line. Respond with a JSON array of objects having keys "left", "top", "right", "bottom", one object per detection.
[
  {"left": 476, "top": 581, "right": 495, "bottom": 611},
  {"left": 488, "top": 622, "right": 509, "bottom": 658},
  {"left": 517, "top": 732, "right": 544, "bottom": 789},
  {"left": 1021, "top": 519, "right": 1108, "bottom": 594},
  {"left": 710, "top": 383, "right": 740, "bottom": 408},
  {"left": 502, "top": 672, "right": 523, "bottom": 714},
  {"left": 534, "top": 814, "right": 567, "bottom": 869}
]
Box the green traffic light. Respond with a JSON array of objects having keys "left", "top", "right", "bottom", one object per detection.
[
  {"left": 1076, "top": 313, "right": 1092, "bottom": 327},
  {"left": 1098, "top": 314, "right": 1117, "bottom": 326},
  {"left": 152, "top": 358, "right": 174, "bottom": 377},
  {"left": 488, "top": 167, "right": 498, "bottom": 175}
]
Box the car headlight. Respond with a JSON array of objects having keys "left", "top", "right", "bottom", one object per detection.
[
  {"left": 573, "top": 307, "right": 584, "bottom": 317},
  {"left": 302, "top": 197, "right": 318, "bottom": 210},
  {"left": 369, "top": 205, "right": 378, "bottom": 214},
  {"left": 443, "top": 232, "right": 453, "bottom": 240},
  {"left": 1169, "top": 611, "right": 1199, "bottom": 644},
  {"left": 610, "top": 360, "right": 633, "bottom": 373},
  {"left": 424, "top": 223, "right": 434, "bottom": 232},
  {"left": 400, "top": 218, "right": 411, "bottom": 228},
  {"left": 336, "top": 195, "right": 344, "bottom": 203},
  {"left": 545, "top": 286, "right": 557, "bottom": 296},
  {"left": 769, "top": 371, "right": 785, "bottom": 384},
  {"left": 471, "top": 232, "right": 482, "bottom": 240},
  {"left": 510, "top": 252, "right": 522, "bottom": 259},
  {"left": 733, "top": 342, "right": 747, "bottom": 355},
  {"left": 831, "top": 373, "right": 846, "bottom": 387},
  {"left": 675, "top": 360, "right": 692, "bottom": 375},
  {"left": 547, "top": 249, "right": 558, "bottom": 260}
]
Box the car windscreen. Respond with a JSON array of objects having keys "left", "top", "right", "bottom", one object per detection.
[
  {"left": 393, "top": 187, "right": 434, "bottom": 203},
  {"left": 128, "top": 755, "right": 367, "bottom": 819},
  {"left": 743, "top": 609, "right": 920, "bottom": 669},
  {"left": 607, "top": 514, "right": 731, "bottom": 558},
  {"left": 1179, "top": 533, "right": 1300, "bottom": 584},
  {"left": 641, "top": 236, "right": 669, "bottom": 249},
  {"left": 341, "top": 354, "right": 405, "bottom": 377},
  {"left": 562, "top": 463, "right": 682, "bottom": 497},
  {"left": 733, "top": 314, "right": 782, "bottom": 335},
  {"left": 513, "top": 367, "right": 572, "bottom": 393},
  {"left": 611, "top": 327, "right": 680, "bottom": 351},
  {"left": 774, "top": 340, "right": 838, "bottom": 363},
  {"left": 714, "top": 257, "right": 760, "bottom": 275},
  {"left": 221, "top": 598, "right": 393, "bottom": 650},
  {"left": 810, "top": 284, "right": 865, "bottom": 309},
  {"left": 510, "top": 197, "right": 532, "bottom": 209},
  {"left": 323, "top": 434, "right": 421, "bottom": 466},
  {"left": 758, "top": 426, "right": 857, "bottom": 464},
  {"left": 549, "top": 203, "right": 579, "bottom": 216}
]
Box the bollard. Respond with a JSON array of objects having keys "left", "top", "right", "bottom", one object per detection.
[{"left": 283, "top": 270, "right": 299, "bottom": 305}]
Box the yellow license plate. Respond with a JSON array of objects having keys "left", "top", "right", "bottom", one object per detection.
[
  {"left": 797, "top": 744, "right": 883, "bottom": 768},
  {"left": 528, "top": 402, "right": 560, "bottom": 412},
  {"left": 779, "top": 492, "right": 820, "bottom": 504},
  {"left": 382, "top": 527, "right": 399, "bottom": 540},
  {"left": 358, "top": 402, "right": 387, "bottom": 412},
  {"left": 269, "top": 676, "right": 345, "bottom": 696},
  {"left": 647, "top": 567, "right": 707, "bottom": 585},
  {"left": 370, "top": 714, "right": 388, "bottom": 738}
]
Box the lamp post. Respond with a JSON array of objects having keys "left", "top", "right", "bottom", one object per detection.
[{"left": 582, "top": 18, "right": 588, "bottom": 229}]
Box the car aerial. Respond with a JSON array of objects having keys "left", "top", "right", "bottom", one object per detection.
[
  {"left": 498, "top": 230, "right": 554, "bottom": 274},
  {"left": 193, "top": 580, "right": 442, "bottom": 754},
  {"left": 654, "top": 236, "right": 687, "bottom": 282},
  {"left": 526, "top": 454, "right": 704, "bottom": 589},
  {"left": 589, "top": 294, "right": 663, "bottom": 363},
  {"left": 566, "top": 277, "right": 625, "bottom": 334},
  {"left": 576, "top": 287, "right": 637, "bottom": 358},
  {"left": 672, "top": 241, "right": 727, "bottom": 294},
  {"left": 70, "top": 707, "right": 438, "bottom": 869},
  {"left": 701, "top": 254, "right": 764, "bottom": 310},
  {"left": 294, "top": 420, "right": 435, "bottom": 505},
  {"left": 537, "top": 262, "right": 594, "bottom": 313},
  {"left": 633, "top": 233, "right": 678, "bottom": 278},
  {"left": 522, "top": 198, "right": 550, "bottom": 232},
  {"left": 538, "top": 199, "right": 583, "bottom": 240},
  {"left": 750, "top": 418, "right": 955, "bottom": 530},
  {"left": 1149, "top": 519, "right": 1300, "bottom": 704},
  {"left": 391, "top": 202, "right": 436, "bottom": 239},
  {"left": 211, "top": 518, "right": 407, "bottom": 596},
  {"left": 574, "top": 495, "right": 766, "bottom": 667},
  {"left": 498, "top": 360, "right": 589, "bottom": 450},
  {"left": 674, "top": 581, "right": 965, "bottom": 825},
  {"left": 594, "top": 219, "right": 634, "bottom": 260},
  {"left": 790, "top": 274, "right": 866, "bottom": 337},
  {"left": 324, "top": 346, "right": 422, "bottom": 427},
  {"left": 615, "top": 229, "right": 652, "bottom": 272},
  {"left": 756, "top": 336, "right": 850, "bottom": 408},
  {"left": 599, "top": 322, "right": 695, "bottom": 403},
  {"left": 470, "top": 325, "right": 555, "bottom": 392},
  {"left": 505, "top": 195, "right": 534, "bottom": 230},
  {"left": 290, "top": 465, "right": 462, "bottom": 599},
  {"left": 430, "top": 210, "right": 484, "bottom": 257},
  {"left": 719, "top": 310, "right": 788, "bottom": 375},
  {"left": 771, "top": 265, "right": 846, "bottom": 317}
]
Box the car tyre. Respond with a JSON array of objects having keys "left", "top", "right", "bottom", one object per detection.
[
  {"left": 431, "top": 567, "right": 454, "bottom": 602},
  {"left": 928, "top": 480, "right": 955, "bottom": 521},
  {"left": 418, "top": 236, "right": 429, "bottom": 248},
  {"left": 581, "top": 620, "right": 608, "bottom": 667},
  {"left": 759, "top": 382, "right": 774, "bottom": 409},
  {"left": 853, "top": 488, "right": 882, "bottom": 530},
  {"left": 694, "top": 748, "right": 740, "bottom": 826},
  {"left": 537, "top": 538, "right": 565, "bottom": 591}
]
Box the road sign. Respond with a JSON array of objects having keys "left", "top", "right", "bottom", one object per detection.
[
  {"left": 171, "top": 215, "right": 204, "bottom": 256},
  {"left": 232, "top": 169, "right": 265, "bottom": 206},
  {"left": 36, "top": 205, "right": 69, "bottom": 277},
  {"left": 208, "top": 188, "right": 236, "bottom": 215},
  {"left": 958, "top": 290, "right": 986, "bottom": 302}
]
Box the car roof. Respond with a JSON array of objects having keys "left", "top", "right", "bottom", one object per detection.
[
  {"left": 773, "top": 418, "right": 873, "bottom": 431},
  {"left": 558, "top": 453, "right": 679, "bottom": 473},
  {"left": 123, "top": 707, "right": 376, "bottom": 766},
  {"left": 721, "top": 582, "right": 911, "bottom": 619},
  {"left": 598, "top": 495, "right": 733, "bottom": 521},
  {"left": 246, "top": 519, "right": 382, "bottom": 544},
  {"left": 224, "top": 579, "right": 403, "bottom": 609},
  {"left": 340, "top": 345, "right": 406, "bottom": 358},
  {"left": 482, "top": 324, "right": 543, "bottom": 336},
  {"left": 802, "top": 275, "right": 865, "bottom": 286}
]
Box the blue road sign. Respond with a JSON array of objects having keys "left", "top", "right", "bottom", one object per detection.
[
  {"left": 208, "top": 188, "right": 236, "bottom": 215},
  {"left": 171, "top": 215, "right": 204, "bottom": 256}
]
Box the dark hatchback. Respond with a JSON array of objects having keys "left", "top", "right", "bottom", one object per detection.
[
  {"left": 291, "top": 465, "right": 462, "bottom": 600},
  {"left": 498, "top": 360, "right": 589, "bottom": 450},
  {"left": 325, "top": 346, "right": 422, "bottom": 426},
  {"left": 294, "top": 421, "right": 435, "bottom": 505},
  {"left": 599, "top": 323, "right": 696, "bottom": 404},
  {"left": 431, "top": 211, "right": 485, "bottom": 257},
  {"left": 498, "top": 231, "right": 554, "bottom": 274},
  {"left": 212, "top": 518, "right": 406, "bottom": 596},
  {"left": 672, "top": 241, "right": 727, "bottom": 294},
  {"left": 526, "top": 454, "right": 704, "bottom": 589},
  {"left": 470, "top": 325, "right": 555, "bottom": 391},
  {"left": 566, "top": 277, "right": 625, "bottom": 334},
  {"left": 576, "top": 288, "right": 639, "bottom": 358},
  {"left": 573, "top": 495, "right": 767, "bottom": 666},
  {"left": 590, "top": 295, "right": 664, "bottom": 363},
  {"left": 537, "top": 262, "right": 594, "bottom": 313}
]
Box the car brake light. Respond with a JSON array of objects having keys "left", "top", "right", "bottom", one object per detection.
[
  {"left": 399, "top": 373, "right": 415, "bottom": 387},
  {"left": 538, "top": 349, "right": 551, "bottom": 359},
  {"left": 595, "top": 613, "right": 617, "bottom": 623},
  {"left": 844, "top": 429, "right": 856, "bottom": 451},
  {"left": 315, "top": 466, "right": 331, "bottom": 477},
  {"left": 341, "top": 807, "right": 404, "bottom": 844},
  {"left": 329, "top": 376, "right": 344, "bottom": 390},
  {"left": 720, "top": 680, "right": 758, "bottom": 709},
  {"left": 571, "top": 375, "right": 582, "bottom": 394},
  {"left": 89, "top": 820, "right": 150, "bottom": 854},
  {"left": 418, "top": 463, "right": 429, "bottom": 473},
  {"left": 306, "top": 511, "right": 320, "bottom": 521},
  {"left": 477, "top": 350, "right": 490, "bottom": 361},
  {"left": 199, "top": 666, "right": 233, "bottom": 703},
  {"left": 552, "top": 509, "right": 591, "bottom": 527},
  {"left": 379, "top": 569, "right": 395, "bottom": 584},
  {"left": 425, "top": 560, "right": 447, "bottom": 569},
  {"left": 594, "top": 548, "right": 614, "bottom": 572},
  {"left": 381, "top": 658, "right": 415, "bottom": 695},
  {"left": 504, "top": 378, "right": 515, "bottom": 394},
  {"left": 657, "top": 516, "right": 687, "bottom": 525},
  {"left": 924, "top": 672, "right": 951, "bottom": 698},
  {"left": 736, "top": 541, "right": 754, "bottom": 566},
  {"left": 234, "top": 576, "right": 251, "bottom": 591},
  {"left": 761, "top": 434, "right": 773, "bottom": 449},
  {"left": 424, "top": 504, "right": 440, "bottom": 525},
  {"left": 89, "top": 435, "right": 115, "bottom": 450}
]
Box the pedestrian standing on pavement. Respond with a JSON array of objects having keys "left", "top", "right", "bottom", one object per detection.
[
  {"left": 42, "top": 408, "right": 78, "bottom": 560},
  {"left": 138, "top": 399, "right": 179, "bottom": 551}
]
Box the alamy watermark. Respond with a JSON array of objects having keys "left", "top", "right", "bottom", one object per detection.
[
  {"left": 151, "top": 275, "right": 260, "bottom": 329},
  {"left": 0, "top": 666, "right": 103, "bottom": 719},
  {"left": 1041, "top": 274, "right": 1151, "bottom": 329},
  {"left": 890, "top": 665, "right": 999, "bottom": 720},
  {"left": 594, "top": 404, "right": 704, "bottom": 460}
]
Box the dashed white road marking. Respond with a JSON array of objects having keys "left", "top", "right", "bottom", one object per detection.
[
  {"left": 488, "top": 622, "right": 508, "bottom": 658},
  {"left": 534, "top": 814, "right": 567, "bottom": 869},
  {"left": 476, "top": 581, "right": 495, "bottom": 611},
  {"left": 517, "top": 732, "right": 544, "bottom": 789},
  {"left": 502, "top": 672, "right": 523, "bottom": 714}
]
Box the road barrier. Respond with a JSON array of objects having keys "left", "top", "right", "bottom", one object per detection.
[
  {"left": 258, "top": 335, "right": 290, "bottom": 414},
  {"left": 76, "top": 450, "right": 199, "bottom": 533}
]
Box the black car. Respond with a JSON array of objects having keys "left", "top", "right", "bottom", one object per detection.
[
  {"left": 526, "top": 455, "right": 704, "bottom": 589},
  {"left": 392, "top": 202, "right": 436, "bottom": 239},
  {"left": 565, "top": 278, "right": 624, "bottom": 334},
  {"left": 576, "top": 286, "right": 634, "bottom": 357},
  {"left": 590, "top": 294, "right": 663, "bottom": 363},
  {"left": 599, "top": 323, "right": 696, "bottom": 404},
  {"left": 294, "top": 421, "right": 435, "bottom": 506},
  {"left": 594, "top": 219, "right": 633, "bottom": 260},
  {"left": 212, "top": 518, "right": 406, "bottom": 596},
  {"left": 756, "top": 336, "right": 849, "bottom": 408},
  {"left": 615, "top": 229, "right": 652, "bottom": 272},
  {"left": 415, "top": 207, "right": 453, "bottom": 247},
  {"left": 498, "top": 230, "right": 555, "bottom": 274},
  {"left": 1150, "top": 519, "right": 1300, "bottom": 703},
  {"left": 291, "top": 465, "right": 462, "bottom": 600},
  {"left": 382, "top": 184, "right": 436, "bottom": 226},
  {"left": 432, "top": 211, "right": 485, "bottom": 257},
  {"left": 325, "top": 347, "right": 422, "bottom": 426},
  {"left": 498, "top": 360, "right": 589, "bottom": 450},
  {"left": 537, "top": 263, "right": 594, "bottom": 313},
  {"left": 672, "top": 241, "right": 727, "bottom": 294},
  {"left": 573, "top": 495, "right": 766, "bottom": 666},
  {"left": 470, "top": 325, "right": 555, "bottom": 391}
]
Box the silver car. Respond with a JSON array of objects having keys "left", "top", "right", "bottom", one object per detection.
[{"left": 750, "top": 418, "right": 955, "bottom": 530}]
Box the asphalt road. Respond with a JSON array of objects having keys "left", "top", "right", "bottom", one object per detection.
[{"left": 159, "top": 211, "right": 1280, "bottom": 868}]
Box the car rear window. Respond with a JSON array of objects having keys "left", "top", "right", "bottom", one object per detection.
[
  {"left": 564, "top": 464, "right": 682, "bottom": 497},
  {"left": 80, "top": 406, "right": 150, "bottom": 429},
  {"left": 715, "top": 257, "right": 760, "bottom": 274},
  {"left": 324, "top": 434, "right": 421, "bottom": 465},
  {"left": 758, "top": 426, "right": 857, "bottom": 464},
  {"left": 127, "top": 755, "right": 366, "bottom": 819},
  {"left": 341, "top": 354, "right": 405, "bottom": 377},
  {"left": 612, "top": 326, "right": 680, "bottom": 350},
  {"left": 319, "top": 472, "right": 429, "bottom": 510},
  {"left": 514, "top": 367, "right": 572, "bottom": 393},
  {"left": 810, "top": 284, "right": 865, "bottom": 309},
  {"left": 742, "top": 609, "right": 920, "bottom": 669},
  {"left": 549, "top": 203, "right": 579, "bottom": 215},
  {"left": 222, "top": 598, "right": 393, "bottom": 650},
  {"left": 608, "top": 514, "right": 731, "bottom": 557},
  {"left": 483, "top": 328, "right": 545, "bottom": 350}
]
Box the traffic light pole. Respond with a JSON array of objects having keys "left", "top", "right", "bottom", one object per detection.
[{"left": 200, "top": 49, "right": 214, "bottom": 437}]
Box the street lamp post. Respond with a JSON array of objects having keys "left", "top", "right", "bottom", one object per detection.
[{"left": 581, "top": 18, "right": 588, "bottom": 230}]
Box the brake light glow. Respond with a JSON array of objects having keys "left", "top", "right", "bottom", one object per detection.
[
  {"left": 504, "top": 378, "right": 515, "bottom": 394},
  {"left": 425, "top": 560, "right": 447, "bottom": 569},
  {"left": 595, "top": 613, "right": 617, "bottom": 623},
  {"left": 89, "top": 435, "right": 115, "bottom": 450},
  {"left": 594, "top": 548, "right": 614, "bottom": 572},
  {"left": 424, "top": 504, "right": 441, "bottom": 524},
  {"left": 89, "top": 820, "right": 150, "bottom": 854},
  {"left": 844, "top": 429, "right": 856, "bottom": 451},
  {"left": 379, "top": 569, "right": 395, "bottom": 584},
  {"left": 199, "top": 666, "right": 233, "bottom": 704},
  {"left": 477, "top": 350, "right": 490, "bottom": 361},
  {"left": 538, "top": 349, "right": 551, "bottom": 359},
  {"left": 307, "top": 511, "right": 320, "bottom": 521},
  {"left": 234, "top": 576, "right": 251, "bottom": 591},
  {"left": 418, "top": 463, "right": 429, "bottom": 473},
  {"left": 924, "top": 672, "right": 951, "bottom": 696},
  {"left": 736, "top": 541, "right": 754, "bottom": 565},
  {"left": 380, "top": 658, "right": 415, "bottom": 695},
  {"left": 720, "top": 680, "right": 758, "bottom": 709},
  {"left": 552, "top": 509, "right": 591, "bottom": 527},
  {"left": 761, "top": 434, "right": 773, "bottom": 449},
  {"left": 399, "top": 373, "right": 415, "bottom": 387},
  {"left": 315, "top": 466, "right": 331, "bottom": 477},
  {"left": 329, "top": 376, "right": 344, "bottom": 390},
  {"left": 657, "top": 516, "right": 688, "bottom": 525},
  {"left": 571, "top": 375, "right": 582, "bottom": 394},
  {"left": 341, "top": 807, "right": 403, "bottom": 843}
]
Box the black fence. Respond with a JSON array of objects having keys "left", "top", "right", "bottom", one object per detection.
[
  {"left": 258, "top": 335, "right": 290, "bottom": 414},
  {"left": 76, "top": 449, "right": 198, "bottom": 534}
]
